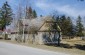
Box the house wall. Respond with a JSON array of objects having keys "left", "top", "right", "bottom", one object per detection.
[
  {"left": 6, "top": 31, "right": 61, "bottom": 45},
  {"left": 21, "top": 34, "right": 29, "bottom": 42},
  {"left": 27, "top": 34, "right": 41, "bottom": 44},
  {"left": 35, "top": 32, "right": 59, "bottom": 45},
  {"left": 36, "top": 32, "right": 44, "bottom": 44},
  {"left": 0, "top": 34, "right": 4, "bottom": 39},
  {"left": 7, "top": 32, "right": 60, "bottom": 45},
  {"left": 27, "top": 33, "right": 45, "bottom": 44},
  {"left": 28, "top": 34, "right": 34, "bottom": 43},
  {"left": 8, "top": 34, "right": 18, "bottom": 41},
  {"left": 8, "top": 34, "right": 29, "bottom": 42}
]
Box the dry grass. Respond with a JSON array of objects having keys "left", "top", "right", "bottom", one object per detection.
[{"left": 0, "top": 39, "right": 85, "bottom": 55}]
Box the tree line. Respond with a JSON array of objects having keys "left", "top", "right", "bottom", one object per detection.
[
  {"left": 52, "top": 15, "right": 84, "bottom": 37},
  {"left": 0, "top": 1, "right": 84, "bottom": 38}
]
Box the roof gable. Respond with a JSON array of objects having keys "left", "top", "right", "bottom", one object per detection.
[{"left": 38, "top": 20, "right": 60, "bottom": 32}]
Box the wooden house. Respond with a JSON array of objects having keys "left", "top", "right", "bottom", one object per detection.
[{"left": 29, "top": 20, "right": 61, "bottom": 45}]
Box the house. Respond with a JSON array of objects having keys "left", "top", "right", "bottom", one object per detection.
[
  {"left": 28, "top": 19, "right": 61, "bottom": 45},
  {"left": 14, "top": 16, "right": 61, "bottom": 45}
]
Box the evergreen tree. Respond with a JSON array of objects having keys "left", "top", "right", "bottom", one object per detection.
[
  {"left": 60, "top": 15, "right": 68, "bottom": 35},
  {"left": 76, "top": 16, "right": 84, "bottom": 36},
  {"left": 27, "top": 6, "right": 33, "bottom": 19},
  {"left": 32, "top": 10, "right": 37, "bottom": 18},
  {"left": 66, "top": 17, "right": 77, "bottom": 37},
  {"left": 0, "top": 8, "right": 2, "bottom": 29},
  {"left": 40, "top": 15, "right": 43, "bottom": 17},
  {"left": 26, "top": 6, "right": 37, "bottom": 19},
  {"left": 28, "top": 6, "right": 32, "bottom": 14},
  {"left": 0, "top": 8, "right": 1, "bottom": 18},
  {"left": 55, "top": 15, "right": 76, "bottom": 36},
  {"left": 0, "top": 1, "right": 13, "bottom": 30}
]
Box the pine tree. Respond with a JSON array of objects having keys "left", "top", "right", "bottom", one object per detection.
[
  {"left": 1, "top": 1, "right": 13, "bottom": 30},
  {"left": 60, "top": 15, "right": 68, "bottom": 35},
  {"left": 0, "top": 8, "right": 1, "bottom": 18},
  {"left": 32, "top": 10, "right": 37, "bottom": 18},
  {"left": 0, "top": 8, "right": 3, "bottom": 30},
  {"left": 55, "top": 15, "right": 76, "bottom": 37},
  {"left": 66, "top": 17, "right": 77, "bottom": 38},
  {"left": 27, "top": 6, "right": 33, "bottom": 19},
  {"left": 26, "top": 6, "right": 37, "bottom": 19},
  {"left": 76, "top": 16, "right": 84, "bottom": 37}
]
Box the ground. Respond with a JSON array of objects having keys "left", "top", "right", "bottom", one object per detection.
[
  {"left": 0, "top": 39, "right": 85, "bottom": 55},
  {"left": 0, "top": 41, "right": 69, "bottom": 55}
]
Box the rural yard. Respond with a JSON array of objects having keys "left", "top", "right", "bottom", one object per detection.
[{"left": 0, "top": 39, "right": 85, "bottom": 55}]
